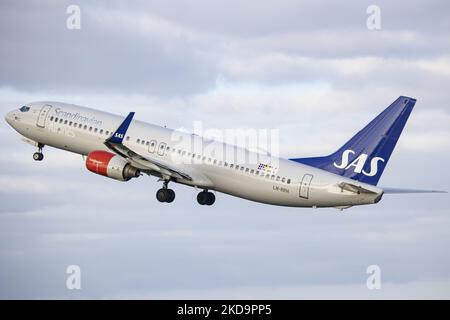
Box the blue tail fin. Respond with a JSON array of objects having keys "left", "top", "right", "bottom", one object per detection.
[{"left": 290, "top": 96, "right": 416, "bottom": 185}]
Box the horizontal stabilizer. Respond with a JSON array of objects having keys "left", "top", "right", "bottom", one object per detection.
[{"left": 382, "top": 187, "right": 447, "bottom": 194}]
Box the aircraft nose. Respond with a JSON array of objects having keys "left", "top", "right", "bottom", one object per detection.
[{"left": 5, "top": 110, "right": 15, "bottom": 126}]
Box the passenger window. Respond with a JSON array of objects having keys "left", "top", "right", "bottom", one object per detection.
[
  {"left": 255, "top": 170, "right": 259, "bottom": 175},
  {"left": 54, "top": 117, "right": 58, "bottom": 122},
  {"left": 271, "top": 175, "right": 275, "bottom": 180},
  {"left": 94, "top": 128, "right": 98, "bottom": 133},
  {"left": 197, "top": 155, "right": 201, "bottom": 159},
  {"left": 245, "top": 168, "right": 249, "bottom": 172},
  {"left": 235, "top": 166, "right": 239, "bottom": 170},
  {"left": 265, "top": 174, "right": 270, "bottom": 179},
  {"left": 192, "top": 153, "right": 196, "bottom": 158},
  {"left": 287, "top": 179, "right": 291, "bottom": 184},
  {"left": 230, "top": 164, "right": 234, "bottom": 168},
  {"left": 64, "top": 120, "right": 68, "bottom": 125},
  {"left": 240, "top": 167, "right": 244, "bottom": 171},
  {"left": 276, "top": 176, "right": 280, "bottom": 181},
  {"left": 59, "top": 119, "right": 63, "bottom": 123},
  {"left": 83, "top": 125, "right": 87, "bottom": 130},
  {"left": 141, "top": 140, "right": 145, "bottom": 145},
  {"left": 50, "top": 116, "right": 54, "bottom": 121},
  {"left": 213, "top": 159, "right": 217, "bottom": 164},
  {"left": 69, "top": 121, "right": 72, "bottom": 126},
  {"left": 137, "top": 139, "right": 140, "bottom": 143},
  {"left": 79, "top": 124, "right": 82, "bottom": 128},
  {"left": 282, "top": 177, "right": 286, "bottom": 183},
  {"left": 250, "top": 169, "right": 254, "bottom": 174},
  {"left": 224, "top": 162, "right": 228, "bottom": 167},
  {"left": 182, "top": 151, "right": 186, "bottom": 156},
  {"left": 126, "top": 136, "right": 130, "bottom": 141},
  {"left": 100, "top": 129, "right": 103, "bottom": 134},
  {"left": 89, "top": 126, "right": 93, "bottom": 131}
]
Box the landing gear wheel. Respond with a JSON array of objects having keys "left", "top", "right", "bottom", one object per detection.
[
  {"left": 166, "top": 189, "right": 175, "bottom": 203},
  {"left": 206, "top": 192, "right": 215, "bottom": 206},
  {"left": 197, "top": 191, "right": 215, "bottom": 206},
  {"left": 33, "top": 152, "right": 44, "bottom": 161},
  {"left": 156, "top": 188, "right": 167, "bottom": 202},
  {"left": 156, "top": 187, "right": 176, "bottom": 203},
  {"left": 197, "top": 191, "right": 208, "bottom": 205}
]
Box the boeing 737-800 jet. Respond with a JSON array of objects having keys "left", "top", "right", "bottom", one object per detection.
[{"left": 4, "top": 96, "right": 445, "bottom": 209}]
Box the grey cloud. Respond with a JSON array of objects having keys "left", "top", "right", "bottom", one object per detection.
[
  {"left": 1, "top": 0, "right": 450, "bottom": 95},
  {"left": 0, "top": 0, "right": 217, "bottom": 96}
]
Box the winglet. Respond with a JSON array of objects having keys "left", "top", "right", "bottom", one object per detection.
[{"left": 107, "top": 112, "right": 135, "bottom": 144}]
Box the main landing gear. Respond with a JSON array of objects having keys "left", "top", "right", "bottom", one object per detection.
[
  {"left": 156, "top": 180, "right": 175, "bottom": 203},
  {"left": 197, "top": 190, "right": 215, "bottom": 206},
  {"left": 155, "top": 181, "right": 215, "bottom": 206},
  {"left": 33, "top": 144, "right": 44, "bottom": 161}
]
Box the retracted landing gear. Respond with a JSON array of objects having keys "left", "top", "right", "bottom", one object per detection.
[
  {"left": 33, "top": 144, "right": 44, "bottom": 161},
  {"left": 156, "top": 180, "right": 175, "bottom": 203},
  {"left": 197, "top": 190, "right": 215, "bottom": 206}
]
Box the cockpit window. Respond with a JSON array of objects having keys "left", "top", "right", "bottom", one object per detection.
[{"left": 19, "top": 106, "right": 30, "bottom": 112}]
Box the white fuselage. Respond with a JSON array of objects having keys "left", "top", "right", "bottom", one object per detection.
[{"left": 5, "top": 102, "right": 383, "bottom": 208}]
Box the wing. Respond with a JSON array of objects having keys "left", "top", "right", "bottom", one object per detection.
[
  {"left": 104, "top": 112, "right": 211, "bottom": 185},
  {"left": 107, "top": 141, "right": 192, "bottom": 181},
  {"left": 381, "top": 187, "right": 447, "bottom": 194}
]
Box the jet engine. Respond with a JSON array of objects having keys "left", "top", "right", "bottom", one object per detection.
[{"left": 86, "top": 150, "right": 140, "bottom": 181}]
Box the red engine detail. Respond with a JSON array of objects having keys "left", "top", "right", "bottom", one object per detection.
[
  {"left": 86, "top": 151, "right": 114, "bottom": 176},
  {"left": 86, "top": 150, "right": 140, "bottom": 181}
]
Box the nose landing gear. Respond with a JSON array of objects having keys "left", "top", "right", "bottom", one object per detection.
[{"left": 33, "top": 144, "right": 44, "bottom": 161}]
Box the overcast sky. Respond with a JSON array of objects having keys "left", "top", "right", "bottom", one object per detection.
[{"left": 0, "top": 0, "right": 449, "bottom": 299}]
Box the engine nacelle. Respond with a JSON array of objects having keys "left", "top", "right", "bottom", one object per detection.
[{"left": 86, "top": 150, "right": 140, "bottom": 181}]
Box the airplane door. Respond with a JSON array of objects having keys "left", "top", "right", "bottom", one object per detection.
[
  {"left": 299, "top": 174, "right": 313, "bottom": 199},
  {"left": 148, "top": 140, "right": 157, "bottom": 153},
  {"left": 157, "top": 142, "right": 167, "bottom": 156},
  {"left": 36, "top": 104, "right": 52, "bottom": 128}
]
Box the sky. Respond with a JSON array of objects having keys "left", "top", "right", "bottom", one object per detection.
[{"left": 0, "top": 0, "right": 449, "bottom": 299}]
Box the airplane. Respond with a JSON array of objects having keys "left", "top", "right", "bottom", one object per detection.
[{"left": 4, "top": 96, "right": 446, "bottom": 209}]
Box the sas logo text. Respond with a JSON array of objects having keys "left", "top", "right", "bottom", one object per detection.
[{"left": 333, "top": 150, "right": 385, "bottom": 177}]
